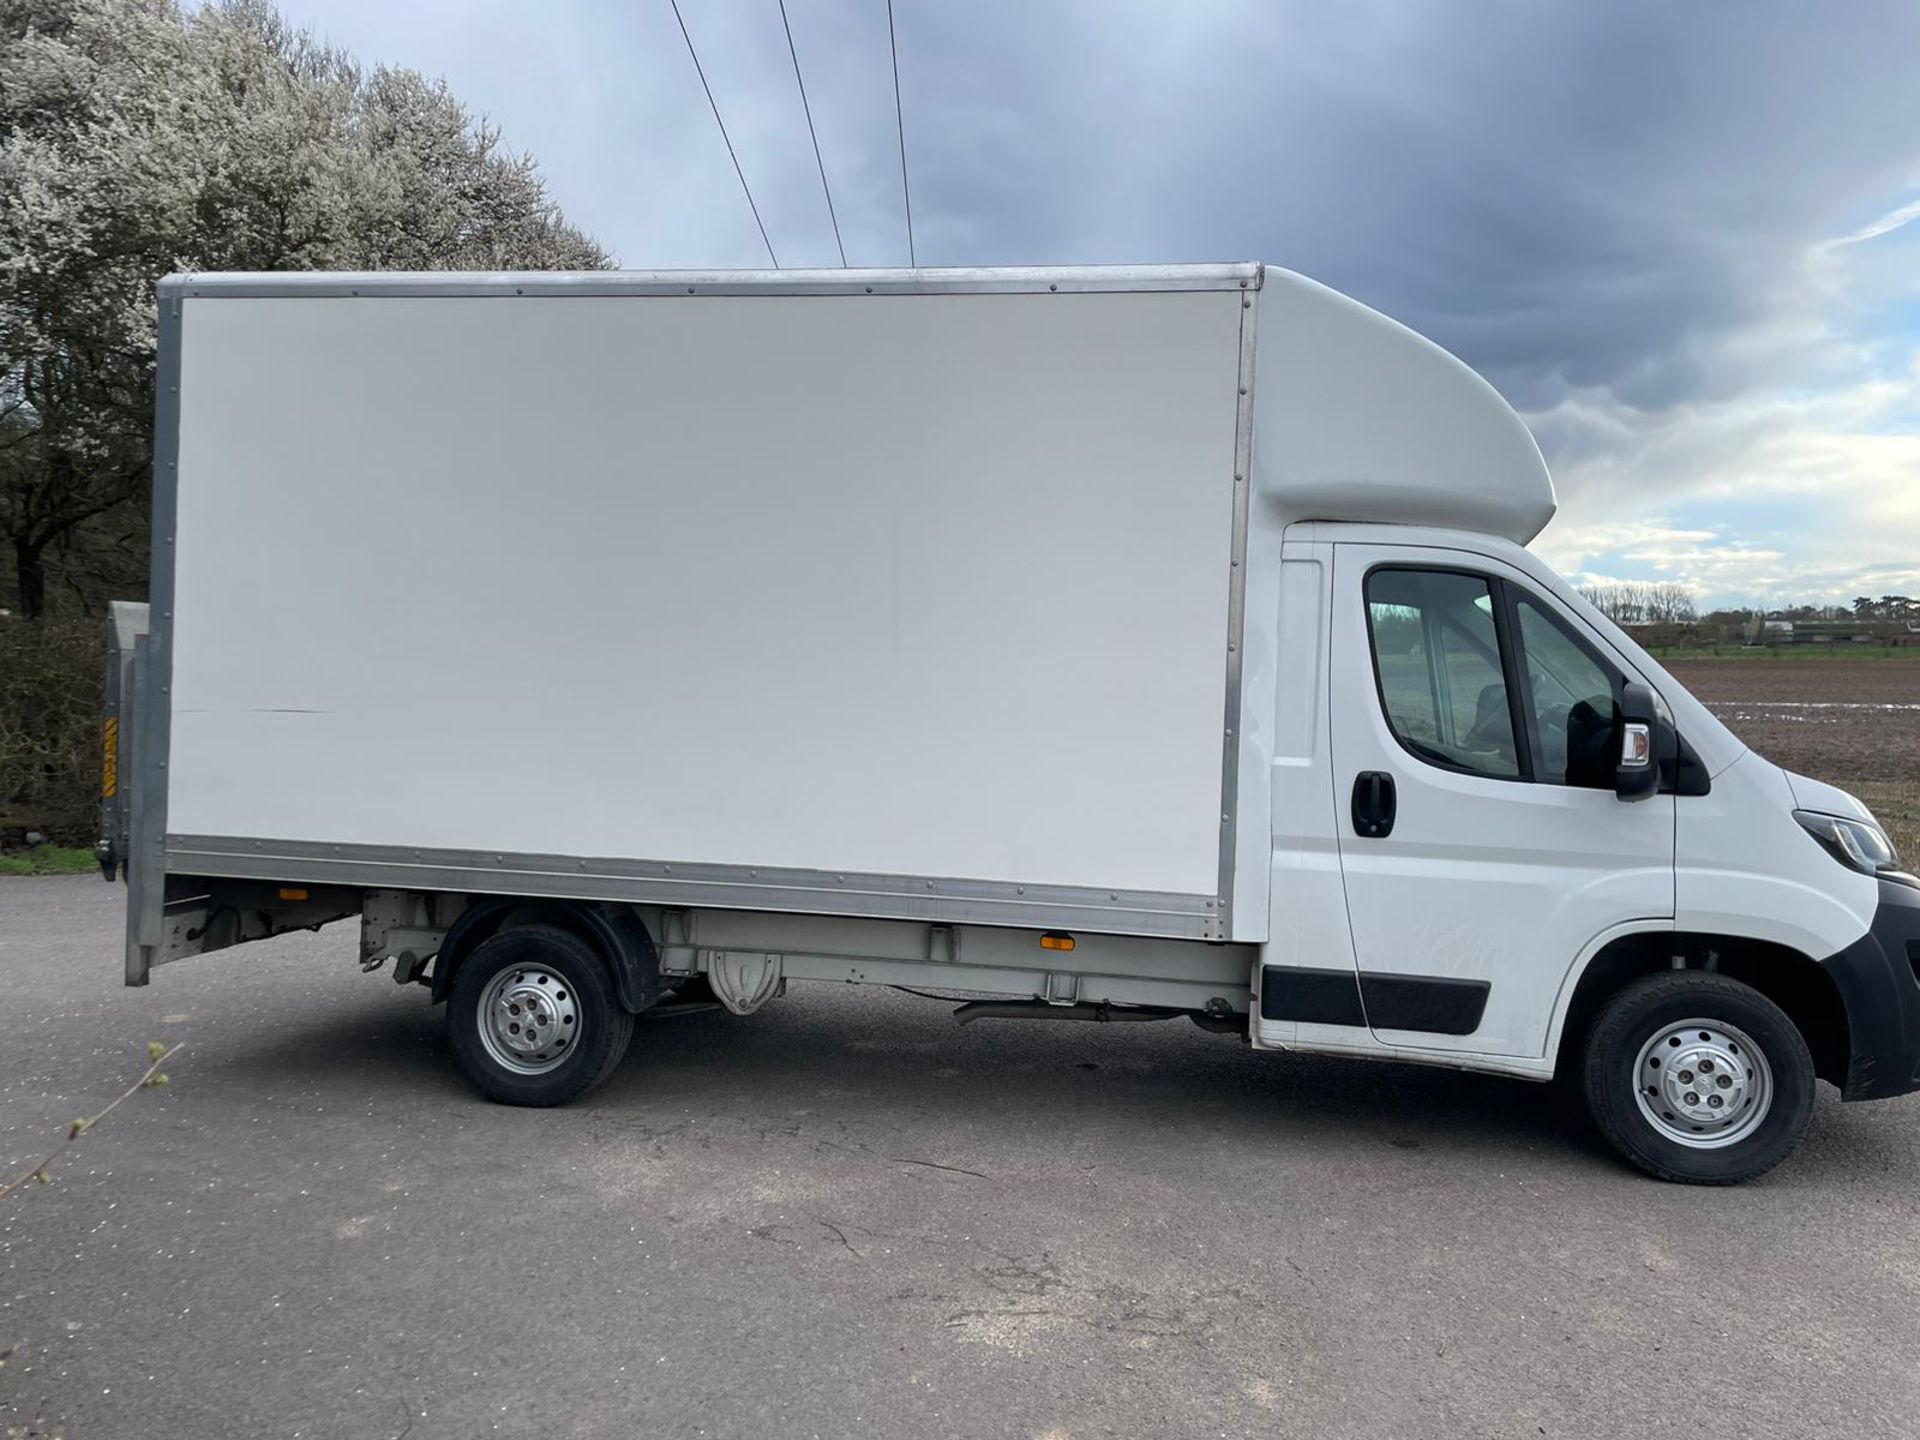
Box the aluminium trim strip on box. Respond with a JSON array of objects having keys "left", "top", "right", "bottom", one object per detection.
[
  {"left": 158, "top": 262, "right": 1266, "bottom": 302},
  {"left": 1214, "top": 276, "right": 1261, "bottom": 934},
  {"left": 163, "top": 836, "right": 1225, "bottom": 942},
  {"left": 126, "top": 294, "right": 184, "bottom": 986}
]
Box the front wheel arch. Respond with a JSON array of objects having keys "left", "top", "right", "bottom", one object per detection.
[{"left": 1553, "top": 930, "right": 1849, "bottom": 1090}]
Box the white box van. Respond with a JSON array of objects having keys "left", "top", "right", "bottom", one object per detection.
[{"left": 102, "top": 263, "right": 1920, "bottom": 1184}]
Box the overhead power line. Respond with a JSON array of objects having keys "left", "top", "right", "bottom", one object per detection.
[
  {"left": 778, "top": 0, "right": 846, "bottom": 267},
  {"left": 669, "top": 0, "right": 779, "bottom": 268},
  {"left": 886, "top": 0, "right": 917, "bottom": 267}
]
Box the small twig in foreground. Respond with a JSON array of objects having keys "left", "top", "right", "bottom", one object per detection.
[{"left": 0, "top": 1042, "right": 183, "bottom": 1202}]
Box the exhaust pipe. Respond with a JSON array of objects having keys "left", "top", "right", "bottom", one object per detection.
[{"left": 950, "top": 1001, "right": 1181, "bottom": 1026}]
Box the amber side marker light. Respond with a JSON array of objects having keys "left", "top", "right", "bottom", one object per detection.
[
  {"left": 1039, "top": 932, "right": 1075, "bottom": 952},
  {"left": 278, "top": 887, "right": 309, "bottom": 901}
]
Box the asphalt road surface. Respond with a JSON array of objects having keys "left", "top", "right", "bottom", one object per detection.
[{"left": 4, "top": 876, "right": 1920, "bottom": 1439}]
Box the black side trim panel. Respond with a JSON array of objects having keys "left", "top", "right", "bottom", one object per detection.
[
  {"left": 1822, "top": 879, "right": 1920, "bottom": 1101},
  {"left": 1360, "top": 973, "right": 1490, "bottom": 1036},
  {"left": 1260, "top": 966, "right": 1492, "bottom": 1036},
  {"left": 1260, "top": 966, "right": 1364, "bottom": 1025}
]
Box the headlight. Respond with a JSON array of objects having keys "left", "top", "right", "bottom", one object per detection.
[{"left": 1793, "top": 809, "right": 1906, "bottom": 879}]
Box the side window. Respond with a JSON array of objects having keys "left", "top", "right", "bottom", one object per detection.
[
  {"left": 1365, "top": 570, "right": 1519, "bottom": 778},
  {"left": 1515, "top": 598, "right": 1622, "bottom": 789}
]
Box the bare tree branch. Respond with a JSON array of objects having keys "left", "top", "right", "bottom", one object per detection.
[{"left": 0, "top": 1043, "right": 183, "bottom": 1202}]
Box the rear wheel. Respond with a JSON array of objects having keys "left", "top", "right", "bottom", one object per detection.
[
  {"left": 1583, "top": 971, "right": 1814, "bottom": 1185},
  {"left": 448, "top": 924, "right": 634, "bottom": 1106}
]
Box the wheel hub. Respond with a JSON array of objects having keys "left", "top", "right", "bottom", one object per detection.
[
  {"left": 478, "top": 967, "right": 578, "bottom": 1075},
  {"left": 1632, "top": 1017, "right": 1773, "bottom": 1149}
]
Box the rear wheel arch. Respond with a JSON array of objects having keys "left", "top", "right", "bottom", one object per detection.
[
  {"left": 1553, "top": 929, "right": 1849, "bottom": 1089},
  {"left": 430, "top": 898, "right": 660, "bottom": 1014}
]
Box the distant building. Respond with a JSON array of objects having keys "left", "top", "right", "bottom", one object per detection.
[{"left": 1762, "top": 618, "right": 1903, "bottom": 646}]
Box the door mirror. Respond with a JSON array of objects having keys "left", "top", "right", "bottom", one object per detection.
[{"left": 1615, "top": 680, "right": 1664, "bottom": 802}]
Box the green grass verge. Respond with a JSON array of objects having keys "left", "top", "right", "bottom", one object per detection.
[{"left": 0, "top": 846, "right": 100, "bottom": 876}]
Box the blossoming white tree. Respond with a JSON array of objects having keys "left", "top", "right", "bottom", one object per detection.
[{"left": 1, "top": 0, "right": 609, "bottom": 618}]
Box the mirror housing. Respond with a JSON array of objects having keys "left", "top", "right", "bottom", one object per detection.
[{"left": 1615, "top": 681, "right": 1667, "bottom": 802}]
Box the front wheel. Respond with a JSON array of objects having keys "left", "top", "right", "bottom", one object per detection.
[
  {"left": 1583, "top": 972, "right": 1815, "bottom": 1185},
  {"left": 448, "top": 924, "right": 635, "bottom": 1106}
]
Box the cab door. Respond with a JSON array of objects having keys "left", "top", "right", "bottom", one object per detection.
[{"left": 1328, "top": 543, "right": 1675, "bottom": 1059}]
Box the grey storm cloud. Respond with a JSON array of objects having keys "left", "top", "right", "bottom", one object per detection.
[
  {"left": 260, "top": 0, "right": 1920, "bottom": 601},
  {"left": 691, "top": 0, "right": 1920, "bottom": 415}
]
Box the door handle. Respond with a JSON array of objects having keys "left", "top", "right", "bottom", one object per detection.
[{"left": 1350, "top": 771, "right": 1397, "bottom": 839}]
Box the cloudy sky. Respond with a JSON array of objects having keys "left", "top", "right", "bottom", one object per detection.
[{"left": 275, "top": 0, "right": 1920, "bottom": 610}]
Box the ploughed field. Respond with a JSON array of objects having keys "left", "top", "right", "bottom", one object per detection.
[{"left": 1664, "top": 655, "right": 1920, "bottom": 860}]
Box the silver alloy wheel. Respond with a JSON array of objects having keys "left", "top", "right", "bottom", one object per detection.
[
  {"left": 1632, "top": 1016, "right": 1773, "bottom": 1149},
  {"left": 476, "top": 965, "right": 579, "bottom": 1076}
]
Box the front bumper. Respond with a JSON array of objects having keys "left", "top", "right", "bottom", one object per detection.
[{"left": 1824, "top": 878, "right": 1920, "bottom": 1101}]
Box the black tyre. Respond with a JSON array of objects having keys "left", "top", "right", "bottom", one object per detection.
[
  {"left": 448, "top": 924, "right": 634, "bottom": 1106},
  {"left": 1583, "top": 971, "right": 1814, "bottom": 1185}
]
